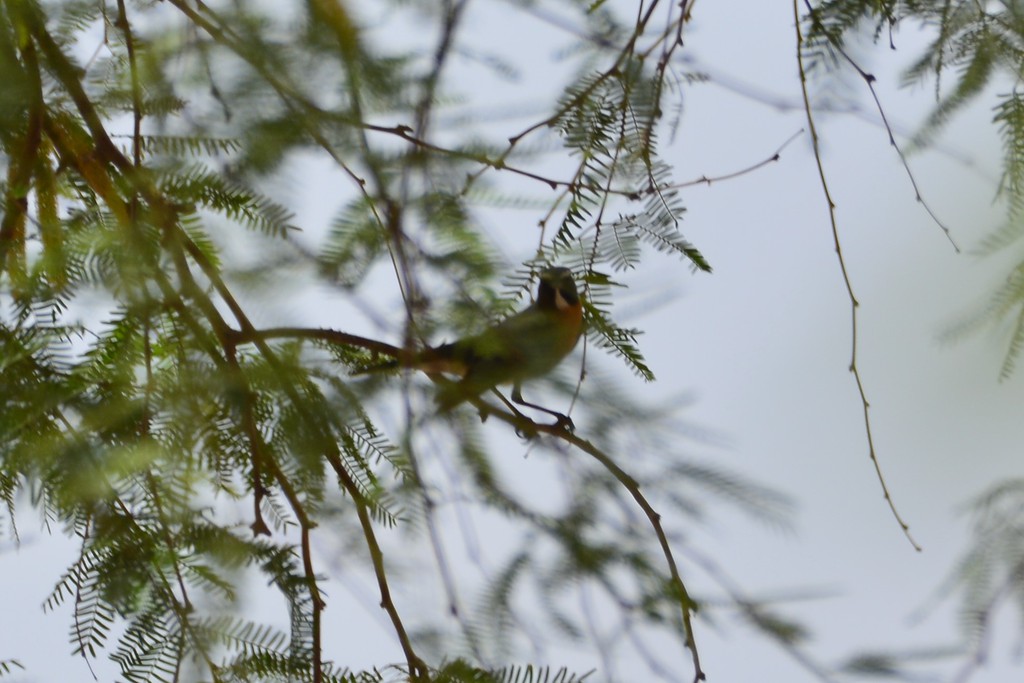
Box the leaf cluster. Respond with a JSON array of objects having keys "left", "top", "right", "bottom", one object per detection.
[
  {"left": 804, "top": 1, "right": 1024, "bottom": 377},
  {"left": 0, "top": 1, "right": 789, "bottom": 682}
]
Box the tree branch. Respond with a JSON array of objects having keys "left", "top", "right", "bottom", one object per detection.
[
  {"left": 464, "top": 396, "right": 706, "bottom": 683},
  {"left": 794, "top": 0, "right": 921, "bottom": 551}
]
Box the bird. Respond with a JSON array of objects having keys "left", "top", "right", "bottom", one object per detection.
[{"left": 379, "top": 267, "right": 584, "bottom": 429}]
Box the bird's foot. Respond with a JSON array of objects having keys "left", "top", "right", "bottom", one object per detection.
[
  {"left": 551, "top": 413, "right": 575, "bottom": 432},
  {"left": 514, "top": 422, "right": 540, "bottom": 440}
]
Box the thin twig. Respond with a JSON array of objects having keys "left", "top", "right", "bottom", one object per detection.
[
  {"left": 0, "top": 32, "right": 43, "bottom": 279},
  {"left": 228, "top": 325, "right": 403, "bottom": 358},
  {"left": 392, "top": 0, "right": 475, "bottom": 642},
  {"left": 465, "top": 395, "right": 707, "bottom": 683},
  {"left": 675, "top": 129, "right": 804, "bottom": 189},
  {"left": 227, "top": 315, "right": 709, "bottom": 676},
  {"left": 178, "top": 236, "right": 428, "bottom": 677},
  {"left": 113, "top": 0, "right": 142, "bottom": 169},
  {"left": 949, "top": 557, "right": 1024, "bottom": 683},
  {"left": 801, "top": 0, "right": 960, "bottom": 252},
  {"left": 300, "top": 525, "right": 325, "bottom": 683},
  {"left": 326, "top": 451, "right": 430, "bottom": 682},
  {"left": 793, "top": 0, "right": 921, "bottom": 551},
  {"left": 22, "top": 7, "right": 414, "bottom": 680}
]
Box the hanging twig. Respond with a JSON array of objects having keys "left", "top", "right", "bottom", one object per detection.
[{"left": 793, "top": 0, "right": 921, "bottom": 551}]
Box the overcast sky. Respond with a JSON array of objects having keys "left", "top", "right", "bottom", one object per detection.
[{"left": 3, "top": 2, "right": 1024, "bottom": 682}]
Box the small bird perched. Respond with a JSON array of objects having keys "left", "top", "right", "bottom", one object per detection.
[{"left": 386, "top": 267, "right": 584, "bottom": 428}]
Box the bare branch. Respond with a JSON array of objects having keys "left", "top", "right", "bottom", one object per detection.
[{"left": 794, "top": 0, "right": 921, "bottom": 551}]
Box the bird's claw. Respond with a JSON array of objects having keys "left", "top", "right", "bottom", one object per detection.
[
  {"left": 514, "top": 423, "right": 539, "bottom": 440},
  {"left": 551, "top": 413, "right": 575, "bottom": 432}
]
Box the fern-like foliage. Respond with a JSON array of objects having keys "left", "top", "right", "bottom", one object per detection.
[
  {"left": 954, "top": 480, "right": 1024, "bottom": 625},
  {"left": 159, "top": 163, "right": 299, "bottom": 239},
  {"left": 0, "top": 0, "right": 805, "bottom": 681},
  {"left": 852, "top": 479, "right": 1024, "bottom": 679},
  {"left": 0, "top": 0, "right": 401, "bottom": 672},
  {"left": 806, "top": 0, "right": 1024, "bottom": 378},
  {"left": 0, "top": 660, "right": 25, "bottom": 679},
  {"left": 319, "top": 196, "right": 388, "bottom": 288},
  {"left": 523, "top": 53, "right": 712, "bottom": 379},
  {"left": 551, "top": 56, "right": 709, "bottom": 273},
  {"left": 805, "top": 1, "right": 1020, "bottom": 151}
]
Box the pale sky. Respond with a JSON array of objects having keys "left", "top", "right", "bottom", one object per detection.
[{"left": 3, "top": 2, "right": 1023, "bottom": 682}]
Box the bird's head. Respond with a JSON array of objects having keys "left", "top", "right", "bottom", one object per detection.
[{"left": 536, "top": 267, "right": 580, "bottom": 312}]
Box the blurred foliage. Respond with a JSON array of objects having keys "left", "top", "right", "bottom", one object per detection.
[
  {"left": 805, "top": 1, "right": 1024, "bottom": 679},
  {"left": 807, "top": 0, "right": 1024, "bottom": 378},
  {"left": 2, "top": 0, "right": 1023, "bottom": 682},
  {"left": 0, "top": 1, "right": 753, "bottom": 682}
]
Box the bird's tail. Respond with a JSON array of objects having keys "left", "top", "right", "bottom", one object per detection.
[
  {"left": 351, "top": 343, "right": 465, "bottom": 376},
  {"left": 351, "top": 344, "right": 475, "bottom": 411},
  {"left": 351, "top": 357, "right": 401, "bottom": 375}
]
